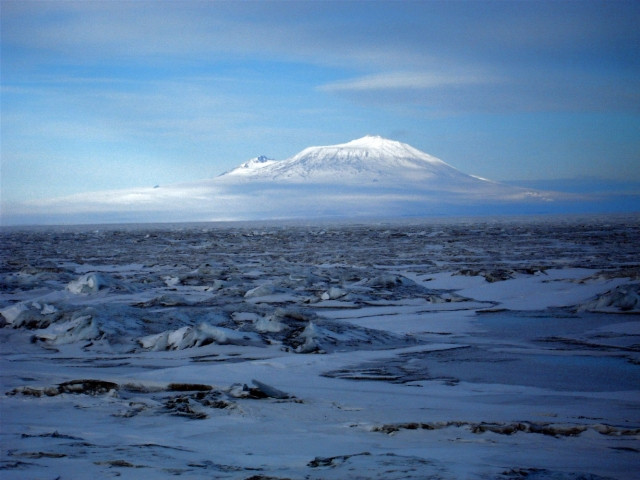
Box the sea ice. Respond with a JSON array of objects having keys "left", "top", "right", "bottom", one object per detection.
[{"left": 1, "top": 215, "right": 638, "bottom": 479}]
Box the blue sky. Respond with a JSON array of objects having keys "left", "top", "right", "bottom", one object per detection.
[{"left": 2, "top": 0, "right": 639, "bottom": 206}]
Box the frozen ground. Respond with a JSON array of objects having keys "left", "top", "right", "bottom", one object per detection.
[{"left": 1, "top": 215, "right": 639, "bottom": 479}]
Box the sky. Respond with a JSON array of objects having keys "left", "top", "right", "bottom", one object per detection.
[{"left": 1, "top": 0, "right": 639, "bottom": 209}]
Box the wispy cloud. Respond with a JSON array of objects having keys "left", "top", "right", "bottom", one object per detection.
[{"left": 319, "top": 71, "right": 497, "bottom": 93}]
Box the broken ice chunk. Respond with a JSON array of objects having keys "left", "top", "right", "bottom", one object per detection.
[
  {"left": 251, "top": 379, "right": 291, "bottom": 399},
  {"left": 138, "top": 323, "right": 257, "bottom": 350},
  {"left": 244, "top": 283, "right": 276, "bottom": 298},
  {"left": 321, "top": 287, "right": 347, "bottom": 300},
  {"left": 164, "top": 276, "right": 180, "bottom": 287},
  {"left": 578, "top": 283, "right": 640, "bottom": 313},
  {"left": 33, "top": 314, "right": 101, "bottom": 345},
  {"left": 0, "top": 301, "right": 59, "bottom": 328},
  {"left": 254, "top": 314, "right": 285, "bottom": 333},
  {"left": 296, "top": 321, "right": 320, "bottom": 353},
  {"left": 67, "top": 273, "right": 115, "bottom": 294}
]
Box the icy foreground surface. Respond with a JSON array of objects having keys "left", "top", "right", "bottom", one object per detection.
[{"left": 1, "top": 215, "right": 639, "bottom": 479}]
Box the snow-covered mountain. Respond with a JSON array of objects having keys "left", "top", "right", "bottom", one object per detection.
[
  {"left": 217, "top": 135, "right": 549, "bottom": 201},
  {"left": 6, "top": 136, "right": 577, "bottom": 225},
  {"left": 222, "top": 135, "right": 484, "bottom": 186}
]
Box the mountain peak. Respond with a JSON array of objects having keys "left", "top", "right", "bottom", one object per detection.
[
  {"left": 286, "top": 135, "right": 449, "bottom": 172},
  {"left": 343, "top": 135, "right": 396, "bottom": 147},
  {"left": 328, "top": 135, "right": 416, "bottom": 151},
  {"left": 223, "top": 154, "right": 276, "bottom": 176}
]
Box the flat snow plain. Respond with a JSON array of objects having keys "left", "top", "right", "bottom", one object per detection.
[{"left": 1, "top": 215, "right": 639, "bottom": 479}]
